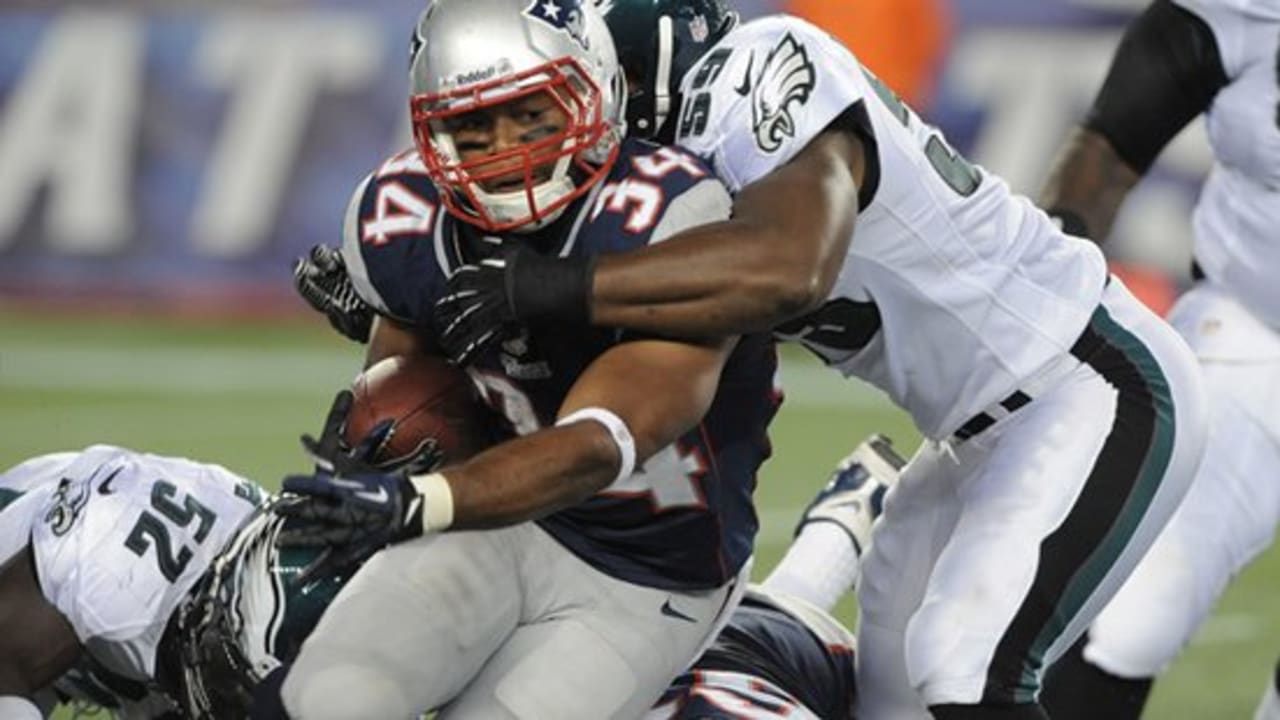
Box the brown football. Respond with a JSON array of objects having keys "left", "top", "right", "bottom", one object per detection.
[{"left": 343, "top": 353, "right": 501, "bottom": 467}]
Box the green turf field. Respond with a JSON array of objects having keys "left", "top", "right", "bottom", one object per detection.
[{"left": 2, "top": 310, "right": 1275, "bottom": 718}]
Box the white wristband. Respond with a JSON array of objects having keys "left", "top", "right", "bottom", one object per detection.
[
  {"left": 408, "top": 472, "right": 455, "bottom": 533},
  {"left": 0, "top": 696, "right": 43, "bottom": 720},
  {"left": 557, "top": 407, "right": 636, "bottom": 483}
]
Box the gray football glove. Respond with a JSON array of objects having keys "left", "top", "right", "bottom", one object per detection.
[{"left": 293, "top": 244, "right": 375, "bottom": 343}]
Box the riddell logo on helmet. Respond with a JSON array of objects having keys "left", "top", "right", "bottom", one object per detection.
[{"left": 451, "top": 60, "right": 515, "bottom": 88}]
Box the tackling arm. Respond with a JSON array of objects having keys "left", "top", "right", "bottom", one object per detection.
[
  {"left": 438, "top": 335, "right": 737, "bottom": 529},
  {"left": 589, "top": 128, "right": 866, "bottom": 337}
]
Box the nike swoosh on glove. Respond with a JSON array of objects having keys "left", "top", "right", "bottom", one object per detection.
[{"left": 276, "top": 470, "right": 426, "bottom": 555}]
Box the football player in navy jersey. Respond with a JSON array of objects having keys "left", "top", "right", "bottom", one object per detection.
[
  {"left": 1034, "top": 1, "right": 1280, "bottom": 719},
  {"left": 429, "top": 2, "right": 1213, "bottom": 719},
  {"left": 0, "top": 437, "right": 890, "bottom": 720},
  {"left": 651, "top": 586, "right": 857, "bottom": 720},
  {"left": 649, "top": 434, "right": 906, "bottom": 720},
  {"left": 259, "top": 1, "right": 781, "bottom": 718}
]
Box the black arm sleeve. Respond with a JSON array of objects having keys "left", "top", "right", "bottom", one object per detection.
[{"left": 1085, "top": 0, "right": 1229, "bottom": 174}]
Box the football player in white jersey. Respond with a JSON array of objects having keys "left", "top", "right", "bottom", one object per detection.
[
  {"left": 0, "top": 431, "right": 442, "bottom": 720},
  {"left": 0, "top": 445, "right": 267, "bottom": 719},
  {"left": 434, "top": 1, "right": 1212, "bottom": 718},
  {"left": 1032, "top": 2, "right": 1280, "bottom": 719}
]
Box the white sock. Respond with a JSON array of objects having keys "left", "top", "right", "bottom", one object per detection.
[
  {"left": 762, "top": 522, "right": 860, "bottom": 612},
  {"left": 0, "top": 696, "right": 42, "bottom": 720},
  {"left": 1255, "top": 667, "right": 1280, "bottom": 720}
]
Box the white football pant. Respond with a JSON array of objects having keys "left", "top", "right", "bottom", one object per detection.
[
  {"left": 1084, "top": 282, "right": 1280, "bottom": 678},
  {"left": 855, "top": 279, "right": 1207, "bottom": 718}
]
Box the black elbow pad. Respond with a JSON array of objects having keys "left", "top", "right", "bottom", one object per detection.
[{"left": 1085, "top": 0, "right": 1229, "bottom": 174}]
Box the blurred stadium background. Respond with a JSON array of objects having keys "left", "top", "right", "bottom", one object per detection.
[{"left": 0, "top": 0, "right": 1273, "bottom": 717}]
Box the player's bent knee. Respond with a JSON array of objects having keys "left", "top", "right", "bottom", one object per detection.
[
  {"left": 1088, "top": 606, "right": 1196, "bottom": 678},
  {"left": 282, "top": 656, "right": 418, "bottom": 720},
  {"left": 1085, "top": 631, "right": 1188, "bottom": 679},
  {"left": 905, "top": 606, "right": 996, "bottom": 708}
]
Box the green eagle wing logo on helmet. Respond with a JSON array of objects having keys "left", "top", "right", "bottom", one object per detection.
[{"left": 751, "top": 33, "right": 816, "bottom": 154}]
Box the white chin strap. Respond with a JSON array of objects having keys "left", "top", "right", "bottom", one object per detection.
[{"left": 472, "top": 153, "right": 576, "bottom": 231}]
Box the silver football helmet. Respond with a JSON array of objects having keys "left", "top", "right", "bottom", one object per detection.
[
  {"left": 173, "top": 501, "right": 360, "bottom": 718},
  {"left": 409, "top": 0, "right": 626, "bottom": 232}
]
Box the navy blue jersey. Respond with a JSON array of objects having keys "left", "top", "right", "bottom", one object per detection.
[
  {"left": 649, "top": 588, "right": 858, "bottom": 719},
  {"left": 341, "top": 141, "right": 780, "bottom": 590}
]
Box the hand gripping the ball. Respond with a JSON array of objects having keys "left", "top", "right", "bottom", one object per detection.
[
  {"left": 302, "top": 390, "right": 444, "bottom": 477},
  {"left": 278, "top": 390, "right": 449, "bottom": 576}
]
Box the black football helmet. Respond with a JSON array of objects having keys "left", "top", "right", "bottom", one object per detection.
[
  {"left": 599, "top": 0, "right": 738, "bottom": 142},
  {"left": 166, "top": 501, "right": 362, "bottom": 718}
]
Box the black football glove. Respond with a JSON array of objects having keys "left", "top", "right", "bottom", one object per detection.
[
  {"left": 276, "top": 469, "right": 426, "bottom": 562},
  {"left": 280, "top": 391, "right": 448, "bottom": 572},
  {"left": 435, "top": 246, "right": 594, "bottom": 365},
  {"left": 301, "top": 390, "right": 444, "bottom": 477},
  {"left": 293, "top": 244, "right": 375, "bottom": 343}
]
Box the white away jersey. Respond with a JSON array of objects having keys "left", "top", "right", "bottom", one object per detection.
[
  {"left": 1, "top": 446, "right": 263, "bottom": 688},
  {"left": 0, "top": 451, "right": 73, "bottom": 565},
  {"left": 675, "top": 16, "right": 1109, "bottom": 438},
  {"left": 1173, "top": 0, "right": 1280, "bottom": 328}
]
